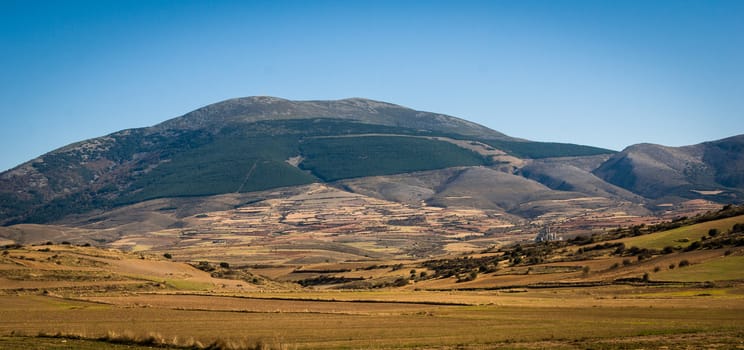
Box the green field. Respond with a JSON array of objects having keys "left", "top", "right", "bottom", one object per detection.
[
  {"left": 653, "top": 255, "right": 744, "bottom": 282},
  {"left": 617, "top": 215, "right": 744, "bottom": 250}
]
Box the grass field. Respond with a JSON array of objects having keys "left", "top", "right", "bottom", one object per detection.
[
  {"left": 616, "top": 215, "right": 744, "bottom": 250},
  {"left": 0, "top": 291, "right": 742, "bottom": 350},
  {"left": 653, "top": 255, "right": 744, "bottom": 282}
]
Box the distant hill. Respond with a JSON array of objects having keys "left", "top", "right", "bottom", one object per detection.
[
  {"left": 0, "top": 97, "right": 615, "bottom": 225},
  {"left": 593, "top": 135, "right": 744, "bottom": 202},
  {"left": 1, "top": 96, "right": 742, "bottom": 227}
]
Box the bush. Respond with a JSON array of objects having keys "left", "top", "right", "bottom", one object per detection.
[
  {"left": 653, "top": 266, "right": 661, "bottom": 272},
  {"left": 622, "top": 259, "right": 632, "bottom": 266},
  {"left": 669, "top": 263, "right": 675, "bottom": 269},
  {"left": 219, "top": 262, "right": 230, "bottom": 268},
  {"left": 163, "top": 253, "right": 172, "bottom": 259},
  {"left": 511, "top": 256, "right": 523, "bottom": 265},
  {"left": 708, "top": 228, "right": 720, "bottom": 237},
  {"left": 685, "top": 241, "right": 702, "bottom": 252},
  {"left": 457, "top": 271, "right": 478, "bottom": 283},
  {"left": 732, "top": 223, "right": 744, "bottom": 233},
  {"left": 678, "top": 260, "right": 690, "bottom": 268},
  {"left": 393, "top": 277, "right": 409, "bottom": 287}
]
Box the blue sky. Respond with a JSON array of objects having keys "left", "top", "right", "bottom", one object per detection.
[{"left": 1, "top": 0, "right": 742, "bottom": 171}]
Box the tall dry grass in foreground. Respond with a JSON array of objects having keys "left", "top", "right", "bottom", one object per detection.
[{"left": 30, "top": 329, "right": 293, "bottom": 350}]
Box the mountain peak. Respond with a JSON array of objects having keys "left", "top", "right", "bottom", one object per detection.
[{"left": 155, "top": 96, "right": 510, "bottom": 140}]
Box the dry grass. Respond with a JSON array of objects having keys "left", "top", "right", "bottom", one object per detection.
[
  {"left": 1, "top": 290, "right": 742, "bottom": 349},
  {"left": 3, "top": 229, "right": 744, "bottom": 349},
  {"left": 32, "top": 330, "right": 291, "bottom": 350}
]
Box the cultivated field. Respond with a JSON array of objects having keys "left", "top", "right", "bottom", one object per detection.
[
  {"left": 1, "top": 209, "right": 743, "bottom": 349},
  {"left": 1, "top": 288, "right": 743, "bottom": 349}
]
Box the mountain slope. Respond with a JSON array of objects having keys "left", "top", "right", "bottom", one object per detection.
[
  {"left": 593, "top": 135, "right": 744, "bottom": 202},
  {"left": 0, "top": 97, "right": 614, "bottom": 225}
]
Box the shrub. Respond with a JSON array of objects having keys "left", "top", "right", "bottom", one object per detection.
[
  {"left": 393, "top": 277, "right": 409, "bottom": 287},
  {"left": 653, "top": 266, "right": 661, "bottom": 272},
  {"left": 662, "top": 246, "right": 674, "bottom": 254},
  {"left": 732, "top": 223, "right": 744, "bottom": 233},
  {"left": 457, "top": 271, "right": 478, "bottom": 283},
  {"left": 511, "top": 256, "right": 522, "bottom": 265},
  {"left": 708, "top": 228, "right": 720, "bottom": 237},
  {"left": 622, "top": 259, "right": 632, "bottom": 266},
  {"left": 678, "top": 260, "right": 690, "bottom": 268},
  {"left": 685, "top": 241, "right": 702, "bottom": 252},
  {"left": 669, "top": 263, "right": 676, "bottom": 269},
  {"left": 219, "top": 262, "right": 230, "bottom": 268},
  {"left": 163, "top": 253, "right": 172, "bottom": 259},
  {"left": 724, "top": 250, "right": 732, "bottom": 256},
  {"left": 613, "top": 244, "right": 626, "bottom": 255}
]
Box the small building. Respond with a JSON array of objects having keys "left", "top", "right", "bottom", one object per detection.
[{"left": 535, "top": 225, "right": 562, "bottom": 242}]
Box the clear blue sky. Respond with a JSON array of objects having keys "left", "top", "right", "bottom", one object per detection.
[{"left": 1, "top": 0, "right": 743, "bottom": 171}]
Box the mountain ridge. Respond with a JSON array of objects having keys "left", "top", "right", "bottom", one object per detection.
[
  {"left": 0, "top": 96, "right": 740, "bottom": 227},
  {"left": 593, "top": 134, "right": 744, "bottom": 202}
]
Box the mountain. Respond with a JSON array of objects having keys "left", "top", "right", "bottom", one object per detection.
[
  {"left": 593, "top": 135, "right": 744, "bottom": 203},
  {"left": 0, "top": 97, "right": 614, "bottom": 225}
]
